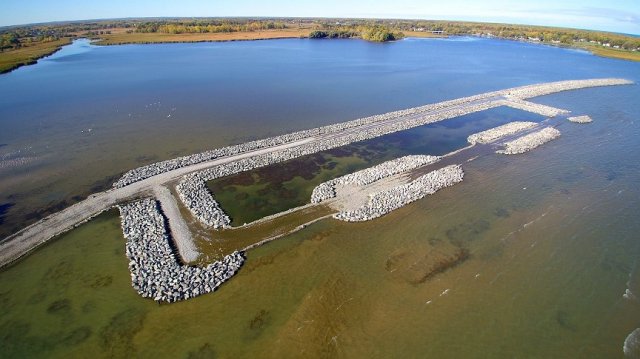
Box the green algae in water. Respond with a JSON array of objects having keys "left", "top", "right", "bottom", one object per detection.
[{"left": 208, "top": 106, "right": 545, "bottom": 225}]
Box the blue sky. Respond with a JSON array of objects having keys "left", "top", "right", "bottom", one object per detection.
[{"left": 2, "top": 0, "right": 639, "bottom": 34}]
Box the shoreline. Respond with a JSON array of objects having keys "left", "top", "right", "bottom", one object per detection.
[{"left": 0, "top": 37, "right": 73, "bottom": 74}]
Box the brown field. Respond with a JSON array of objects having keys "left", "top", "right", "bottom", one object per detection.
[
  {"left": 402, "top": 31, "right": 448, "bottom": 38},
  {"left": 0, "top": 38, "right": 72, "bottom": 73},
  {"left": 576, "top": 43, "right": 640, "bottom": 62},
  {"left": 94, "top": 28, "right": 314, "bottom": 45}
]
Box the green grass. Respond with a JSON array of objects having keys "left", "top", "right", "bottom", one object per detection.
[
  {"left": 0, "top": 38, "right": 72, "bottom": 73},
  {"left": 576, "top": 43, "right": 640, "bottom": 62}
]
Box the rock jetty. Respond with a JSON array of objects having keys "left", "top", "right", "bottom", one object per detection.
[
  {"left": 114, "top": 78, "right": 632, "bottom": 190},
  {"left": 467, "top": 121, "right": 537, "bottom": 145},
  {"left": 118, "top": 199, "right": 244, "bottom": 302},
  {"left": 311, "top": 155, "right": 440, "bottom": 204},
  {"left": 334, "top": 165, "right": 464, "bottom": 222},
  {"left": 568, "top": 115, "right": 593, "bottom": 123},
  {"left": 176, "top": 174, "right": 231, "bottom": 229},
  {"left": 176, "top": 100, "right": 501, "bottom": 227},
  {"left": 497, "top": 127, "right": 561, "bottom": 155},
  {"left": 504, "top": 78, "right": 632, "bottom": 99},
  {"left": 503, "top": 98, "right": 568, "bottom": 117}
]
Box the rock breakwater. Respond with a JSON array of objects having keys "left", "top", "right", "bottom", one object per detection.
[
  {"left": 467, "top": 121, "right": 538, "bottom": 145},
  {"left": 114, "top": 78, "right": 632, "bottom": 189},
  {"left": 177, "top": 101, "right": 502, "bottom": 227},
  {"left": 118, "top": 199, "right": 244, "bottom": 302},
  {"left": 334, "top": 165, "right": 464, "bottom": 222},
  {"left": 568, "top": 115, "right": 593, "bottom": 123},
  {"left": 311, "top": 155, "right": 440, "bottom": 204},
  {"left": 497, "top": 127, "right": 561, "bottom": 155},
  {"left": 503, "top": 98, "right": 568, "bottom": 117}
]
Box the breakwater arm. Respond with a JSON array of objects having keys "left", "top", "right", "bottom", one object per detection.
[
  {"left": 497, "top": 127, "right": 562, "bottom": 155},
  {"left": 0, "top": 78, "right": 632, "bottom": 269}
]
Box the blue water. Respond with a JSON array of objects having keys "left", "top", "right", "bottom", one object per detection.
[
  {"left": 0, "top": 36, "right": 640, "bottom": 358},
  {"left": 0, "top": 37, "right": 638, "bottom": 237}
]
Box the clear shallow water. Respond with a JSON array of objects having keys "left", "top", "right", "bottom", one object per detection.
[{"left": 0, "top": 37, "right": 639, "bottom": 358}]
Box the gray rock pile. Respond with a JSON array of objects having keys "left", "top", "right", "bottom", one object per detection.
[
  {"left": 176, "top": 174, "right": 231, "bottom": 229},
  {"left": 118, "top": 199, "right": 244, "bottom": 302},
  {"left": 568, "top": 115, "right": 593, "bottom": 123},
  {"left": 311, "top": 155, "right": 440, "bottom": 203},
  {"left": 113, "top": 79, "right": 630, "bottom": 190},
  {"left": 497, "top": 127, "right": 561, "bottom": 155},
  {"left": 177, "top": 101, "right": 501, "bottom": 227},
  {"left": 504, "top": 78, "right": 632, "bottom": 99},
  {"left": 503, "top": 98, "right": 568, "bottom": 117},
  {"left": 467, "top": 121, "right": 537, "bottom": 145},
  {"left": 334, "top": 165, "right": 464, "bottom": 222}
]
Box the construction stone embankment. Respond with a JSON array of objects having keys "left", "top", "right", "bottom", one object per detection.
[
  {"left": 334, "top": 165, "right": 465, "bottom": 222},
  {"left": 310, "top": 155, "right": 440, "bottom": 204},
  {"left": 497, "top": 127, "right": 562, "bottom": 155},
  {"left": 119, "top": 199, "right": 243, "bottom": 302},
  {"left": 467, "top": 121, "right": 538, "bottom": 145}
]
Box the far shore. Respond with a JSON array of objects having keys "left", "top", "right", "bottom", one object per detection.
[
  {"left": 91, "top": 27, "right": 313, "bottom": 45},
  {"left": 0, "top": 27, "right": 638, "bottom": 76}
]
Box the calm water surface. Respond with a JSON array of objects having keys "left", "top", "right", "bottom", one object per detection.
[{"left": 0, "top": 37, "right": 639, "bottom": 358}]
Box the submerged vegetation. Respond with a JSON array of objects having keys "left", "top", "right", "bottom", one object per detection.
[{"left": 0, "top": 17, "right": 639, "bottom": 73}]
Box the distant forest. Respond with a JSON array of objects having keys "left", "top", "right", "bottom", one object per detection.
[{"left": 2, "top": 18, "right": 640, "bottom": 50}]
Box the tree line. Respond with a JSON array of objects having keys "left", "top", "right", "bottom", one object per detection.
[
  {"left": 310, "top": 25, "right": 404, "bottom": 42},
  {"left": 134, "top": 20, "right": 287, "bottom": 34}
]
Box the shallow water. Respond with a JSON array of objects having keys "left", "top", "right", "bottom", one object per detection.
[{"left": 1, "top": 37, "right": 640, "bottom": 358}]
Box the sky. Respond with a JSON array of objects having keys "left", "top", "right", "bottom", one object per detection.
[{"left": 2, "top": 0, "right": 639, "bottom": 34}]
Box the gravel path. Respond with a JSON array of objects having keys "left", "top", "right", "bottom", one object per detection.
[{"left": 153, "top": 185, "right": 199, "bottom": 263}]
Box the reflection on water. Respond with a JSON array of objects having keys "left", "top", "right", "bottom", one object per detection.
[{"left": 0, "top": 37, "right": 639, "bottom": 358}]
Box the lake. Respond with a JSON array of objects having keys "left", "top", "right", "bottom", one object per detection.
[{"left": 0, "top": 37, "right": 639, "bottom": 358}]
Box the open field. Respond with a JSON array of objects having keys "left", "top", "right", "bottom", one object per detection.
[
  {"left": 403, "top": 31, "right": 447, "bottom": 38},
  {"left": 93, "top": 28, "right": 314, "bottom": 45},
  {"left": 0, "top": 38, "right": 71, "bottom": 73},
  {"left": 575, "top": 43, "right": 640, "bottom": 62}
]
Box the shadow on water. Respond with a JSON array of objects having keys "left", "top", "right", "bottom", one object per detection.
[{"left": 0, "top": 203, "right": 14, "bottom": 226}]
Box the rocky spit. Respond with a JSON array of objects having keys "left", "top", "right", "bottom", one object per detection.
[
  {"left": 310, "top": 155, "right": 441, "bottom": 204},
  {"left": 503, "top": 98, "right": 568, "bottom": 117},
  {"left": 568, "top": 115, "right": 593, "bottom": 123},
  {"left": 113, "top": 79, "right": 632, "bottom": 190},
  {"left": 334, "top": 165, "right": 464, "bottom": 222},
  {"left": 176, "top": 100, "right": 503, "bottom": 228},
  {"left": 118, "top": 199, "right": 244, "bottom": 302},
  {"left": 467, "top": 121, "right": 538, "bottom": 145},
  {"left": 497, "top": 127, "right": 562, "bottom": 155},
  {"left": 504, "top": 78, "right": 632, "bottom": 99}
]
